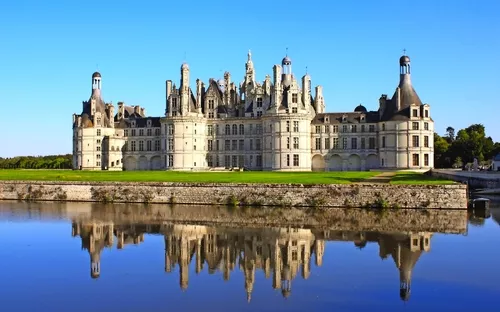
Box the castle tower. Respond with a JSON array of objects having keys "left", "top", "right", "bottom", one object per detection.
[
  {"left": 91, "top": 72, "right": 102, "bottom": 99},
  {"left": 180, "top": 63, "right": 190, "bottom": 114},
  {"left": 314, "top": 85, "right": 325, "bottom": 114},
  {"left": 302, "top": 73, "right": 311, "bottom": 109},
  {"left": 245, "top": 50, "right": 255, "bottom": 85}
]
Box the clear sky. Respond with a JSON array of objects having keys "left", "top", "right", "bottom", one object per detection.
[{"left": 1, "top": 0, "right": 499, "bottom": 157}]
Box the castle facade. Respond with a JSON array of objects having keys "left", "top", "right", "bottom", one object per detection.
[{"left": 72, "top": 52, "right": 434, "bottom": 171}]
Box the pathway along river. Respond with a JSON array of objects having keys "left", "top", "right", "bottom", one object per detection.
[{"left": 0, "top": 201, "right": 499, "bottom": 312}]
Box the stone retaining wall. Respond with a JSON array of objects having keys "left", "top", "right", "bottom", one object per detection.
[{"left": 0, "top": 180, "right": 468, "bottom": 209}]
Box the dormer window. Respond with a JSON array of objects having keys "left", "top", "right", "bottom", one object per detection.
[
  {"left": 131, "top": 120, "right": 136, "bottom": 127},
  {"left": 342, "top": 115, "right": 347, "bottom": 122},
  {"left": 147, "top": 120, "right": 152, "bottom": 127},
  {"left": 257, "top": 97, "right": 263, "bottom": 108},
  {"left": 360, "top": 115, "right": 365, "bottom": 122},
  {"left": 325, "top": 117, "right": 329, "bottom": 123},
  {"left": 424, "top": 110, "right": 429, "bottom": 118},
  {"left": 292, "top": 93, "right": 298, "bottom": 103}
]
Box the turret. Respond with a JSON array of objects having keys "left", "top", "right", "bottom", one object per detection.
[
  {"left": 245, "top": 50, "right": 255, "bottom": 84},
  {"left": 196, "top": 79, "right": 202, "bottom": 113},
  {"left": 180, "top": 63, "right": 190, "bottom": 114},
  {"left": 91, "top": 72, "right": 102, "bottom": 98},
  {"left": 166, "top": 80, "right": 172, "bottom": 115},
  {"left": 302, "top": 74, "right": 311, "bottom": 108},
  {"left": 281, "top": 55, "right": 292, "bottom": 86},
  {"left": 314, "top": 86, "right": 325, "bottom": 114}
]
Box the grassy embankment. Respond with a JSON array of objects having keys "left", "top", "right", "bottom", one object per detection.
[
  {"left": 0, "top": 169, "right": 456, "bottom": 185},
  {"left": 389, "top": 171, "right": 456, "bottom": 185}
]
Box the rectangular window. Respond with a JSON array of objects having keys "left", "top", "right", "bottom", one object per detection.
[
  {"left": 413, "top": 154, "right": 420, "bottom": 166},
  {"left": 239, "top": 139, "right": 244, "bottom": 150},
  {"left": 225, "top": 140, "right": 230, "bottom": 150},
  {"left": 139, "top": 140, "right": 144, "bottom": 151},
  {"left": 293, "top": 137, "right": 299, "bottom": 149},
  {"left": 315, "top": 126, "right": 321, "bottom": 134},
  {"left": 224, "top": 155, "right": 230, "bottom": 167},
  {"left": 257, "top": 111, "right": 262, "bottom": 117},
  {"left": 413, "top": 109, "right": 418, "bottom": 117},
  {"left": 342, "top": 138, "right": 348, "bottom": 149},
  {"left": 342, "top": 125, "right": 348, "bottom": 133},
  {"left": 131, "top": 129, "right": 136, "bottom": 136},
  {"left": 325, "top": 138, "right": 330, "bottom": 150},
  {"left": 333, "top": 138, "right": 339, "bottom": 149},
  {"left": 333, "top": 125, "right": 338, "bottom": 133},
  {"left": 172, "top": 98, "right": 178, "bottom": 109},
  {"left": 369, "top": 137, "right": 376, "bottom": 149},
  {"left": 425, "top": 110, "right": 429, "bottom": 118},
  {"left": 232, "top": 155, "right": 238, "bottom": 167},
  {"left": 124, "top": 129, "right": 129, "bottom": 136},
  {"left": 293, "top": 154, "right": 299, "bottom": 166},
  {"left": 424, "top": 136, "right": 429, "bottom": 147},
  {"left": 232, "top": 140, "right": 237, "bottom": 151},
  {"left": 361, "top": 125, "right": 365, "bottom": 133},
  {"left": 168, "top": 139, "right": 174, "bottom": 151},
  {"left": 131, "top": 141, "right": 136, "bottom": 151},
  {"left": 315, "top": 138, "right": 321, "bottom": 150},
  {"left": 208, "top": 140, "right": 213, "bottom": 151},
  {"left": 207, "top": 155, "right": 213, "bottom": 167},
  {"left": 225, "top": 125, "right": 230, "bottom": 135},
  {"left": 208, "top": 125, "right": 214, "bottom": 135},
  {"left": 139, "top": 129, "right": 144, "bottom": 136},
  {"left": 361, "top": 138, "right": 365, "bottom": 149},
  {"left": 97, "top": 129, "right": 101, "bottom": 136},
  {"left": 256, "top": 139, "right": 261, "bottom": 150},
  {"left": 412, "top": 122, "right": 419, "bottom": 130},
  {"left": 147, "top": 128, "right": 152, "bottom": 136},
  {"left": 208, "top": 99, "right": 215, "bottom": 109},
  {"left": 168, "top": 125, "right": 174, "bottom": 135},
  {"left": 286, "top": 121, "right": 290, "bottom": 132},
  {"left": 292, "top": 93, "right": 298, "bottom": 103},
  {"left": 412, "top": 135, "right": 419, "bottom": 147},
  {"left": 369, "top": 125, "right": 375, "bottom": 132},
  {"left": 155, "top": 128, "right": 160, "bottom": 136},
  {"left": 424, "top": 122, "right": 429, "bottom": 130},
  {"left": 382, "top": 136, "right": 386, "bottom": 148},
  {"left": 286, "top": 154, "right": 290, "bottom": 166},
  {"left": 257, "top": 97, "right": 263, "bottom": 108},
  {"left": 238, "top": 155, "right": 244, "bottom": 167},
  {"left": 286, "top": 137, "right": 290, "bottom": 149},
  {"left": 424, "top": 154, "right": 429, "bottom": 166},
  {"left": 293, "top": 121, "right": 299, "bottom": 132},
  {"left": 351, "top": 137, "right": 357, "bottom": 149},
  {"left": 155, "top": 140, "right": 160, "bottom": 151},
  {"left": 256, "top": 155, "right": 262, "bottom": 167},
  {"left": 147, "top": 140, "right": 152, "bottom": 151},
  {"left": 249, "top": 139, "right": 253, "bottom": 150},
  {"left": 292, "top": 107, "right": 298, "bottom": 113},
  {"left": 168, "top": 154, "right": 173, "bottom": 167},
  {"left": 351, "top": 125, "right": 357, "bottom": 133},
  {"left": 208, "top": 112, "right": 214, "bottom": 118}
]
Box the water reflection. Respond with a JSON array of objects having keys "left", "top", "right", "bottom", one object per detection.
[{"left": 73, "top": 217, "right": 436, "bottom": 302}]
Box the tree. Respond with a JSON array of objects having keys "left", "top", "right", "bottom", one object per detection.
[{"left": 445, "top": 126, "right": 455, "bottom": 142}]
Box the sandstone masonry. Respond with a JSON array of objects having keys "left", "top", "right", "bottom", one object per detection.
[{"left": 0, "top": 181, "right": 468, "bottom": 209}]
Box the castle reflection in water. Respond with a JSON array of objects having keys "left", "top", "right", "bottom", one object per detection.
[{"left": 72, "top": 221, "right": 431, "bottom": 302}]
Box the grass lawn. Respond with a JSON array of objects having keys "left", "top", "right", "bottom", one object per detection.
[
  {"left": 389, "top": 171, "right": 456, "bottom": 185},
  {"left": 0, "top": 169, "right": 381, "bottom": 184}
]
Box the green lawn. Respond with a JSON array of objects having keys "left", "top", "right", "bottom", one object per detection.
[
  {"left": 389, "top": 171, "right": 456, "bottom": 185},
  {"left": 0, "top": 169, "right": 381, "bottom": 184}
]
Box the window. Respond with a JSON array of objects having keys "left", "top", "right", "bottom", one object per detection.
[
  {"left": 382, "top": 136, "right": 386, "bottom": 148},
  {"left": 232, "top": 140, "right": 237, "bottom": 150},
  {"left": 342, "top": 138, "right": 348, "bottom": 149},
  {"left": 225, "top": 140, "right": 230, "bottom": 150},
  {"left": 382, "top": 124, "right": 385, "bottom": 131},
  {"left": 412, "top": 154, "right": 419, "bottom": 166},
  {"left": 139, "top": 129, "right": 144, "bottom": 136},
  {"left": 139, "top": 140, "right": 144, "bottom": 151},
  {"left": 216, "top": 140, "right": 220, "bottom": 151},
  {"left": 224, "top": 155, "right": 230, "bottom": 167},
  {"left": 208, "top": 140, "right": 213, "bottom": 151},
  {"left": 257, "top": 97, "right": 263, "bottom": 108},
  {"left": 239, "top": 139, "right": 244, "bottom": 150},
  {"left": 292, "top": 107, "right": 298, "bottom": 113},
  {"left": 286, "top": 137, "right": 290, "bottom": 149},
  {"left": 193, "top": 145, "right": 196, "bottom": 150},
  {"left": 208, "top": 99, "right": 214, "bottom": 109},
  {"left": 239, "top": 155, "right": 244, "bottom": 167},
  {"left": 96, "top": 162, "right": 101, "bottom": 167},
  {"left": 208, "top": 125, "right": 214, "bottom": 135},
  {"left": 333, "top": 138, "right": 339, "bottom": 149},
  {"left": 225, "top": 125, "right": 230, "bottom": 135},
  {"left": 293, "top": 137, "right": 299, "bottom": 149},
  {"left": 131, "top": 141, "right": 136, "bottom": 151},
  {"left": 97, "top": 129, "right": 101, "bottom": 136},
  {"left": 424, "top": 136, "right": 429, "bottom": 147},
  {"left": 333, "top": 125, "right": 338, "bottom": 133},
  {"left": 412, "top": 122, "right": 419, "bottom": 130},
  {"left": 155, "top": 140, "right": 160, "bottom": 151},
  {"left": 293, "top": 121, "right": 299, "bottom": 132},
  {"left": 369, "top": 125, "right": 375, "bottom": 132},
  {"left": 413, "top": 109, "right": 418, "bottom": 117},
  {"left": 293, "top": 154, "right": 299, "bottom": 166},
  {"left": 207, "top": 155, "right": 213, "bottom": 167},
  {"left": 96, "top": 154, "right": 101, "bottom": 159},
  {"left": 324, "top": 125, "right": 329, "bottom": 133},
  {"left": 256, "top": 139, "right": 261, "bottom": 150},
  {"left": 256, "top": 155, "right": 262, "bottom": 167},
  {"left": 361, "top": 138, "right": 365, "bottom": 149},
  {"left": 155, "top": 128, "right": 160, "bottom": 136},
  {"left": 168, "top": 125, "right": 174, "bottom": 135},
  {"left": 425, "top": 110, "right": 429, "bottom": 118},
  {"left": 424, "top": 154, "right": 429, "bottom": 166},
  {"left": 147, "top": 140, "right": 152, "bottom": 151},
  {"left": 424, "top": 122, "right": 429, "bottom": 130},
  {"left": 292, "top": 93, "right": 298, "bottom": 103},
  {"left": 351, "top": 137, "right": 357, "bottom": 149},
  {"left": 286, "top": 154, "right": 290, "bottom": 166},
  {"left": 342, "top": 125, "right": 348, "bottom": 133},
  {"left": 286, "top": 121, "right": 290, "bottom": 132},
  {"left": 325, "top": 138, "right": 330, "bottom": 150},
  {"left": 239, "top": 124, "right": 244, "bottom": 135},
  {"left": 96, "top": 146, "right": 101, "bottom": 151},
  {"left": 412, "top": 135, "right": 419, "bottom": 147},
  {"left": 315, "top": 138, "right": 321, "bottom": 150},
  {"left": 232, "top": 156, "right": 238, "bottom": 167},
  {"left": 361, "top": 125, "right": 365, "bottom": 133},
  {"left": 147, "top": 128, "right": 152, "bottom": 136},
  {"left": 168, "top": 139, "right": 173, "bottom": 151},
  {"left": 257, "top": 111, "right": 262, "bottom": 117},
  {"left": 352, "top": 125, "right": 357, "bottom": 133},
  {"left": 168, "top": 155, "right": 174, "bottom": 167},
  {"left": 232, "top": 124, "right": 238, "bottom": 135},
  {"left": 124, "top": 129, "right": 129, "bottom": 136},
  {"left": 208, "top": 112, "right": 214, "bottom": 118},
  {"left": 315, "top": 126, "right": 321, "bottom": 134},
  {"left": 249, "top": 139, "right": 253, "bottom": 150},
  {"left": 172, "top": 98, "right": 178, "bottom": 109},
  {"left": 369, "top": 137, "right": 376, "bottom": 149}
]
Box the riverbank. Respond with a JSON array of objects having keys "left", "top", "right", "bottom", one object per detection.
[{"left": 0, "top": 180, "right": 468, "bottom": 209}]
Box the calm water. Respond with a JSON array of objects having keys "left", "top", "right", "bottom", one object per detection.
[{"left": 0, "top": 201, "right": 499, "bottom": 312}]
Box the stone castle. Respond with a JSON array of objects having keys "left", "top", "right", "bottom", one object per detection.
[
  {"left": 72, "top": 51, "right": 434, "bottom": 171},
  {"left": 73, "top": 221, "right": 431, "bottom": 301}
]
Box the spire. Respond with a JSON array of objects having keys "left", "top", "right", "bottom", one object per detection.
[{"left": 247, "top": 49, "right": 252, "bottom": 61}]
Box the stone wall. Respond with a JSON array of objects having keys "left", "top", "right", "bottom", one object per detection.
[{"left": 0, "top": 180, "right": 468, "bottom": 209}]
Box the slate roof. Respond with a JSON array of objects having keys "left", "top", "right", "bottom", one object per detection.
[{"left": 312, "top": 111, "right": 379, "bottom": 124}]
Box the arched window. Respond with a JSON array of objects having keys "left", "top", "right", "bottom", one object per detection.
[
  {"left": 232, "top": 124, "right": 238, "bottom": 135},
  {"left": 225, "top": 124, "right": 230, "bottom": 135}
]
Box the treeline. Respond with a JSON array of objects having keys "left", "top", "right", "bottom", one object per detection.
[
  {"left": 434, "top": 124, "right": 500, "bottom": 168},
  {"left": 0, "top": 154, "right": 72, "bottom": 169}
]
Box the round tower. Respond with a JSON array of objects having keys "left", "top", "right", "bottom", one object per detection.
[{"left": 91, "top": 72, "right": 102, "bottom": 97}]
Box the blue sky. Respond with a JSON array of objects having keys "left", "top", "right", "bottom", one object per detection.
[{"left": 1, "top": 0, "right": 499, "bottom": 157}]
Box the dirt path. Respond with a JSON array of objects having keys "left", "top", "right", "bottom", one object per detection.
[{"left": 359, "top": 172, "right": 396, "bottom": 184}]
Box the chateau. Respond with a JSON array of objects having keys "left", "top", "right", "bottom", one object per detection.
[{"left": 72, "top": 51, "right": 434, "bottom": 171}]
